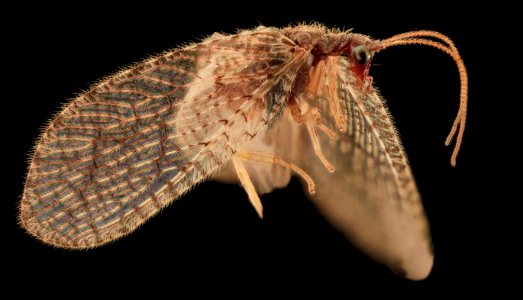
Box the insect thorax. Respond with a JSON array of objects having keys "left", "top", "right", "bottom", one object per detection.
[{"left": 282, "top": 25, "right": 371, "bottom": 55}]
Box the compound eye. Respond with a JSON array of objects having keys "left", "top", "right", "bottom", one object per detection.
[{"left": 352, "top": 45, "right": 372, "bottom": 65}]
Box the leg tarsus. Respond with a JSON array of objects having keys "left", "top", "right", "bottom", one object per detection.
[
  {"left": 232, "top": 157, "right": 264, "bottom": 219},
  {"left": 316, "top": 123, "right": 336, "bottom": 139},
  {"left": 306, "top": 124, "right": 335, "bottom": 173},
  {"left": 236, "top": 151, "right": 316, "bottom": 196}
]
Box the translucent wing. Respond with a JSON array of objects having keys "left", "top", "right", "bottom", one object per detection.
[
  {"left": 21, "top": 27, "right": 307, "bottom": 249},
  {"left": 297, "top": 55, "right": 434, "bottom": 280},
  {"left": 239, "top": 55, "right": 433, "bottom": 280}
]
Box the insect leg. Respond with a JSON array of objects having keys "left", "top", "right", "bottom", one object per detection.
[
  {"left": 305, "top": 124, "right": 335, "bottom": 173},
  {"left": 305, "top": 56, "right": 347, "bottom": 133},
  {"left": 236, "top": 151, "right": 316, "bottom": 196},
  {"left": 289, "top": 97, "right": 335, "bottom": 173},
  {"left": 232, "top": 157, "right": 264, "bottom": 218},
  {"left": 289, "top": 96, "right": 336, "bottom": 138}
]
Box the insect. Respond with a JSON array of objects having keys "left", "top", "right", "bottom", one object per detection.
[{"left": 20, "top": 24, "right": 468, "bottom": 280}]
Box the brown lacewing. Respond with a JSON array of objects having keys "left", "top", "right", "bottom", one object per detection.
[{"left": 20, "top": 24, "right": 468, "bottom": 280}]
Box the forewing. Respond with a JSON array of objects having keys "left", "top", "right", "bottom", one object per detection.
[
  {"left": 21, "top": 28, "right": 305, "bottom": 249},
  {"left": 297, "top": 56, "right": 433, "bottom": 280}
]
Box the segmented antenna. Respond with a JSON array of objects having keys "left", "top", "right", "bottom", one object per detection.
[{"left": 377, "top": 31, "right": 468, "bottom": 166}]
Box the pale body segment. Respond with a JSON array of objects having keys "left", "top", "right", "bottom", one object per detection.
[{"left": 21, "top": 24, "right": 468, "bottom": 281}]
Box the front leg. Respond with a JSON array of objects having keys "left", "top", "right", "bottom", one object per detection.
[{"left": 288, "top": 96, "right": 336, "bottom": 173}]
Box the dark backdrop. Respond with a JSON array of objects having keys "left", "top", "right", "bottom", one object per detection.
[{"left": 5, "top": 2, "right": 514, "bottom": 297}]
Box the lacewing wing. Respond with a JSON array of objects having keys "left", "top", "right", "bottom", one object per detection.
[{"left": 20, "top": 24, "right": 468, "bottom": 280}]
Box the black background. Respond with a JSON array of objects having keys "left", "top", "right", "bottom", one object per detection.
[{"left": 5, "top": 2, "right": 516, "bottom": 297}]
